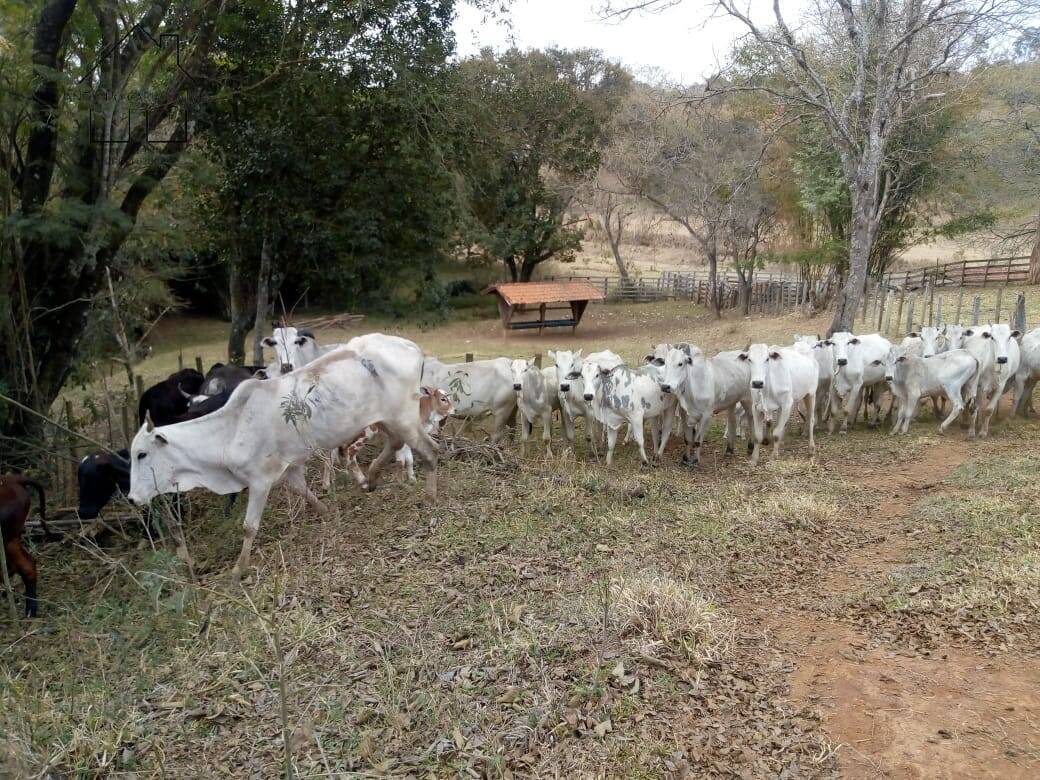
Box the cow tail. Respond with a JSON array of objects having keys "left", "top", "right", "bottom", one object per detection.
[{"left": 19, "top": 477, "right": 60, "bottom": 540}]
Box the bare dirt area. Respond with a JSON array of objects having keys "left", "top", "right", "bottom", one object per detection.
[{"left": 740, "top": 436, "right": 1040, "bottom": 778}]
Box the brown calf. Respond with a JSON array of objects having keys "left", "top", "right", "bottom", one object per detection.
[
  {"left": 1, "top": 475, "right": 59, "bottom": 617},
  {"left": 342, "top": 387, "right": 454, "bottom": 488}
]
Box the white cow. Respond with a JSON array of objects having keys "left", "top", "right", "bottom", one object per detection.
[
  {"left": 581, "top": 358, "right": 676, "bottom": 465},
  {"left": 901, "top": 325, "right": 945, "bottom": 358},
  {"left": 262, "top": 327, "right": 336, "bottom": 374},
  {"left": 793, "top": 335, "right": 832, "bottom": 422},
  {"left": 421, "top": 357, "right": 517, "bottom": 444},
  {"left": 549, "top": 349, "right": 599, "bottom": 450},
  {"left": 1013, "top": 327, "right": 1040, "bottom": 417},
  {"left": 510, "top": 359, "right": 560, "bottom": 456},
  {"left": 824, "top": 332, "right": 892, "bottom": 433},
  {"left": 883, "top": 347, "right": 978, "bottom": 434},
  {"left": 943, "top": 324, "right": 967, "bottom": 350},
  {"left": 962, "top": 323, "right": 1021, "bottom": 437},
  {"left": 659, "top": 345, "right": 752, "bottom": 465},
  {"left": 128, "top": 336, "right": 438, "bottom": 577},
  {"left": 742, "top": 344, "right": 818, "bottom": 466}
]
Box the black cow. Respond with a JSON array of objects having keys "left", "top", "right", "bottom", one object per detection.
[
  {"left": 197, "top": 363, "right": 265, "bottom": 397},
  {"left": 77, "top": 449, "right": 131, "bottom": 519},
  {"left": 138, "top": 368, "right": 205, "bottom": 426}
]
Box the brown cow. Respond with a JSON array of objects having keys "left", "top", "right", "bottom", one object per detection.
[{"left": 1, "top": 475, "right": 59, "bottom": 617}]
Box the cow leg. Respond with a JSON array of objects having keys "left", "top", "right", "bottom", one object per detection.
[
  {"left": 749, "top": 407, "right": 765, "bottom": 466},
  {"left": 232, "top": 483, "right": 272, "bottom": 578},
  {"left": 605, "top": 425, "right": 619, "bottom": 465},
  {"left": 389, "top": 425, "right": 438, "bottom": 501},
  {"left": 980, "top": 391, "right": 1001, "bottom": 438},
  {"left": 724, "top": 408, "right": 737, "bottom": 455},
  {"left": 397, "top": 446, "right": 416, "bottom": 481},
  {"left": 561, "top": 407, "right": 575, "bottom": 446},
  {"left": 827, "top": 388, "right": 841, "bottom": 434},
  {"left": 343, "top": 442, "right": 369, "bottom": 489},
  {"left": 321, "top": 448, "right": 338, "bottom": 491},
  {"left": 939, "top": 387, "right": 964, "bottom": 432},
  {"left": 773, "top": 400, "right": 793, "bottom": 459},
  {"left": 367, "top": 433, "right": 403, "bottom": 490},
  {"left": 805, "top": 393, "right": 816, "bottom": 456},
  {"left": 541, "top": 410, "right": 553, "bottom": 457},
  {"left": 517, "top": 412, "right": 530, "bottom": 457},
  {"left": 630, "top": 411, "right": 649, "bottom": 466},
  {"left": 843, "top": 384, "right": 863, "bottom": 433},
  {"left": 656, "top": 407, "right": 674, "bottom": 459},
  {"left": 692, "top": 413, "right": 712, "bottom": 465},
  {"left": 490, "top": 404, "right": 513, "bottom": 445},
  {"left": 901, "top": 390, "right": 919, "bottom": 434},
  {"left": 6, "top": 541, "right": 38, "bottom": 618},
  {"left": 281, "top": 464, "right": 329, "bottom": 514}
]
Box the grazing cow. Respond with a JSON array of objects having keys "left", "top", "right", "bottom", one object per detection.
[
  {"left": 962, "top": 323, "right": 1021, "bottom": 437},
  {"left": 581, "top": 359, "right": 676, "bottom": 465},
  {"left": 138, "top": 368, "right": 205, "bottom": 427},
  {"left": 659, "top": 345, "right": 752, "bottom": 464},
  {"left": 823, "top": 332, "right": 892, "bottom": 433},
  {"left": 342, "top": 387, "right": 454, "bottom": 487},
  {"left": 1013, "top": 327, "right": 1040, "bottom": 417},
  {"left": 510, "top": 359, "right": 560, "bottom": 456},
  {"left": 1, "top": 475, "right": 59, "bottom": 617},
  {"left": 129, "top": 336, "right": 438, "bottom": 577},
  {"left": 883, "top": 347, "right": 978, "bottom": 434},
  {"left": 77, "top": 449, "right": 131, "bottom": 519},
  {"left": 741, "top": 344, "right": 818, "bottom": 466},
  {"left": 420, "top": 357, "right": 516, "bottom": 444}
]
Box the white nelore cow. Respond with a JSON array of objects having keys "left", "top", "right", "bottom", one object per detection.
[
  {"left": 659, "top": 345, "right": 752, "bottom": 465},
  {"left": 824, "top": 332, "right": 892, "bottom": 433},
  {"left": 263, "top": 326, "right": 337, "bottom": 374},
  {"left": 883, "top": 346, "right": 978, "bottom": 434},
  {"left": 510, "top": 359, "right": 560, "bottom": 456},
  {"left": 128, "top": 335, "right": 438, "bottom": 577},
  {"left": 1013, "top": 327, "right": 1040, "bottom": 417},
  {"left": 944, "top": 324, "right": 967, "bottom": 350},
  {"left": 421, "top": 357, "right": 516, "bottom": 444},
  {"left": 742, "top": 344, "right": 818, "bottom": 466},
  {"left": 962, "top": 323, "right": 1021, "bottom": 437},
  {"left": 581, "top": 357, "right": 676, "bottom": 465},
  {"left": 901, "top": 325, "right": 945, "bottom": 358},
  {"left": 549, "top": 349, "right": 602, "bottom": 450},
  {"left": 793, "top": 335, "right": 832, "bottom": 421}
]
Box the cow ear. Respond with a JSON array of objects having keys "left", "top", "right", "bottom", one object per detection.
[
  {"left": 254, "top": 369, "right": 269, "bottom": 380},
  {"left": 769, "top": 351, "right": 781, "bottom": 360},
  {"left": 850, "top": 337, "right": 860, "bottom": 345},
  {"left": 299, "top": 329, "right": 315, "bottom": 339},
  {"left": 964, "top": 329, "right": 974, "bottom": 336},
  {"left": 870, "top": 359, "right": 882, "bottom": 366},
  {"left": 907, "top": 331, "right": 918, "bottom": 338},
  {"left": 599, "top": 366, "right": 610, "bottom": 376},
  {"left": 420, "top": 386, "right": 432, "bottom": 396},
  {"left": 643, "top": 354, "right": 654, "bottom": 363},
  {"left": 738, "top": 352, "right": 748, "bottom": 361},
  {"left": 1012, "top": 329, "right": 1021, "bottom": 339},
  {"left": 262, "top": 337, "right": 276, "bottom": 347},
  {"left": 896, "top": 355, "right": 908, "bottom": 363},
  {"left": 155, "top": 433, "right": 168, "bottom": 445},
  {"left": 547, "top": 350, "right": 556, "bottom": 361}
]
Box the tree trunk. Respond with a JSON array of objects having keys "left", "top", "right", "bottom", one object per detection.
[
  {"left": 252, "top": 230, "right": 274, "bottom": 366},
  {"left": 706, "top": 234, "right": 720, "bottom": 317},
  {"left": 519, "top": 253, "right": 539, "bottom": 282},
  {"left": 829, "top": 178, "right": 877, "bottom": 335},
  {"left": 604, "top": 209, "right": 630, "bottom": 281},
  {"left": 1028, "top": 207, "right": 1040, "bottom": 286},
  {"left": 505, "top": 257, "right": 519, "bottom": 282},
  {"left": 227, "top": 246, "right": 255, "bottom": 365}
]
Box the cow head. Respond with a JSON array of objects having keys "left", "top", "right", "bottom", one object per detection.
[
  {"left": 904, "top": 325, "right": 943, "bottom": 358},
  {"left": 977, "top": 323, "right": 1020, "bottom": 373},
  {"left": 77, "top": 450, "right": 130, "bottom": 520},
  {"left": 943, "top": 324, "right": 966, "bottom": 350},
  {"left": 740, "top": 343, "right": 778, "bottom": 391},
  {"left": 644, "top": 343, "right": 670, "bottom": 367},
  {"left": 263, "top": 327, "right": 320, "bottom": 374},
  {"left": 828, "top": 331, "right": 862, "bottom": 371},
  {"left": 420, "top": 386, "right": 455, "bottom": 423},
  {"left": 127, "top": 413, "right": 176, "bottom": 505},
  {"left": 660, "top": 344, "right": 698, "bottom": 394},
  {"left": 550, "top": 349, "right": 583, "bottom": 393},
  {"left": 883, "top": 345, "right": 911, "bottom": 384}
]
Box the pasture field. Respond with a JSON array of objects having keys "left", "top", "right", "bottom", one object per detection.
[{"left": 2, "top": 302, "right": 1039, "bottom": 778}]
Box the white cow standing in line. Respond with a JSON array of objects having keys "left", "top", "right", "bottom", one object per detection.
[
  {"left": 962, "top": 323, "right": 1021, "bottom": 437},
  {"left": 510, "top": 359, "right": 560, "bottom": 456},
  {"left": 420, "top": 357, "right": 517, "bottom": 444},
  {"left": 1013, "top": 327, "right": 1040, "bottom": 417},
  {"left": 824, "top": 332, "right": 892, "bottom": 433},
  {"left": 581, "top": 357, "right": 676, "bottom": 465},
  {"left": 793, "top": 335, "right": 832, "bottom": 423},
  {"left": 128, "top": 335, "right": 439, "bottom": 577},
  {"left": 549, "top": 349, "right": 601, "bottom": 451},
  {"left": 659, "top": 344, "right": 752, "bottom": 465},
  {"left": 901, "top": 326, "right": 946, "bottom": 358},
  {"left": 742, "top": 344, "right": 818, "bottom": 466},
  {"left": 883, "top": 346, "right": 978, "bottom": 434}
]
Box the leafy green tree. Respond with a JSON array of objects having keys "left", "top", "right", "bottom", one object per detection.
[{"left": 452, "top": 48, "right": 630, "bottom": 281}]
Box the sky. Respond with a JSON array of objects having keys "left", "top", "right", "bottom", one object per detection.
[{"left": 452, "top": 1, "right": 806, "bottom": 83}]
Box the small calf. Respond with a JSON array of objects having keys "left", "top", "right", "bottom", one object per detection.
[
  {"left": 342, "top": 387, "right": 454, "bottom": 488},
  {"left": 1, "top": 475, "right": 60, "bottom": 617},
  {"left": 883, "top": 347, "right": 978, "bottom": 434},
  {"left": 511, "top": 359, "right": 560, "bottom": 456}
]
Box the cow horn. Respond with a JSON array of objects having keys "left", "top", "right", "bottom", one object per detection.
[
  {"left": 145, "top": 410, "right": 155, "bottom": 432},
  {"left": 177, "top": 383, "right": 193, "bottom": 400}
]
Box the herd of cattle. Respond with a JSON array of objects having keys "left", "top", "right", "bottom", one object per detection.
[{"left": 3, "top": 322, "right": 1040, "bottom": 617}]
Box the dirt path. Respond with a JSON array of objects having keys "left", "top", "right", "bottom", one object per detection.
[{"left": 741, "top": 441, "right": 1040, "bottom": 778}]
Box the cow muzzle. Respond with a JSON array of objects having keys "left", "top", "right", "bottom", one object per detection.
[
  {"left": 280, "top": 363, "right": 293, "bottom": 374},
  {"left": 996, "top": 356, "right": 1008, "bottom": 365},
  {"left": 885, "top": 375, "right": 894, "bottom": 382},
  {"left": 583, "top": 393, "right": 594, "bottom": 402},
  {"left": 660, "top": 384, "right": 672, "bottom": 394},
  {"left": 560, "top": 383, "right": 570, "bottom": 392},
  {"left": 836, "top": 358, "right": 848, "bottom": 367},
  {"left": 751, "top": 380, "right": 764, "bottom": 390},
  {"left": 513, "top": 383, "right": 522, "bottom": 391}
]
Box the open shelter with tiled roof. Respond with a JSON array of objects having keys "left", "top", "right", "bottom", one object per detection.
[{"left": 482, "top": 281, "right": 605, "bottom": 332}]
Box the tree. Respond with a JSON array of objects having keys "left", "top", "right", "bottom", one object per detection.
[
  {"left": 610, "top": 88, "right": 769, "bottom": 315},
  {"left": 453, "top": 48, "right": 631, "bottom": 281},
  {"left": 0, "top": 1, "right": 224, "bottom": 449}
]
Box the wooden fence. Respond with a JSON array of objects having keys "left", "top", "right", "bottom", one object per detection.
[{"left": 881, "top": 256, "right": 1031, "bottom": 291}]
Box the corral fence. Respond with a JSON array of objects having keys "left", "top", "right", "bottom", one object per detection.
[{"left": 881, "top": 255, "right": 1031, "bottom": 290}]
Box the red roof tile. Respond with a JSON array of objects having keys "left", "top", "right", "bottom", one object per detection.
[{"left": 482, "top": 281, "right": 605, "bottom": 306}]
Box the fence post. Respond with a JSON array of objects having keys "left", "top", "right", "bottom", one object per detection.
[
  {"left": 955, "top": 288, "right": 965, "bottom": 324},
  {"left": 906, "top": 296, "right": 916, "bottom": 334},
  {"left": 1006, "top": 255, "right": 1013, "bottom": 284},
  {"left": 134, "top": 374, "right": 145, "bottom": 400},
  {"left": 465, "top": 353, "right": 474, "bottom": 363},
  {"left": 178, "top": 351, "right": 184, "bottom": 371},
  {"left": 876, "top": 288, "right": 887, "bottom": 332},
  {"left": 121, "top": 404, "right": 132, "bottom": 449},
  {"left": 927, "top": 281, "right": 935, "bottom": 325},
  {"left": 994, "top": 287, "right": 1003, "bottom": 323},
  {"left": 935, "top": 295, "right": 943, "bottom": 327},
  {"left": 1013, "top": 293, "right": 1026, "bottom": 332},
  {"left": 971, "top": 295, "right": 981, "bottom": 325},
  {"left": 533, "top": 353, "right": 542, "bottom": 368},
  {"left": 195, "top": 355, "right": 204, "bottom": 375},
  {"left": 895, "top": 288, "right": 906, "bottom": 335}
]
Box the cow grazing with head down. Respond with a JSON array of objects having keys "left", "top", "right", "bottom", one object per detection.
[
  {"left": 341, "top": 387, "right": 455, "bottom": 488},
  {"left": 1, "top": 475, "right": 60, "bottom": 617},
  {"left": 883, "top": 346, "right": 978, "bottom": 434},
  {"left": 77, "top": 449, "right": 131, "bottom": 519},
  {"left": 138, "top": 368, "right": 205, "bottom": 427},
  {"left": 581, "top": 357, "right": 676, "bottom": 465},
  {"left": 741, "top": 344, "right": 818, "bottom": 466},
  {"left": 962, "top": 323, "right": 1021, "bottom": 437},
  {"left": 129, "top": 334, "right": 438, "bottom": 577},
  {"left": 510, "top": 359, "right": 560, "bottom": 456},
  {"left": 420, "top": 357, "right": 516, "bottom": 444},
  {"left": 659, "top": 345, "right": 753, "bottom": 465},
  {"left": 1013, "top": 327, "right": 1040, "bottom": 417}
]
